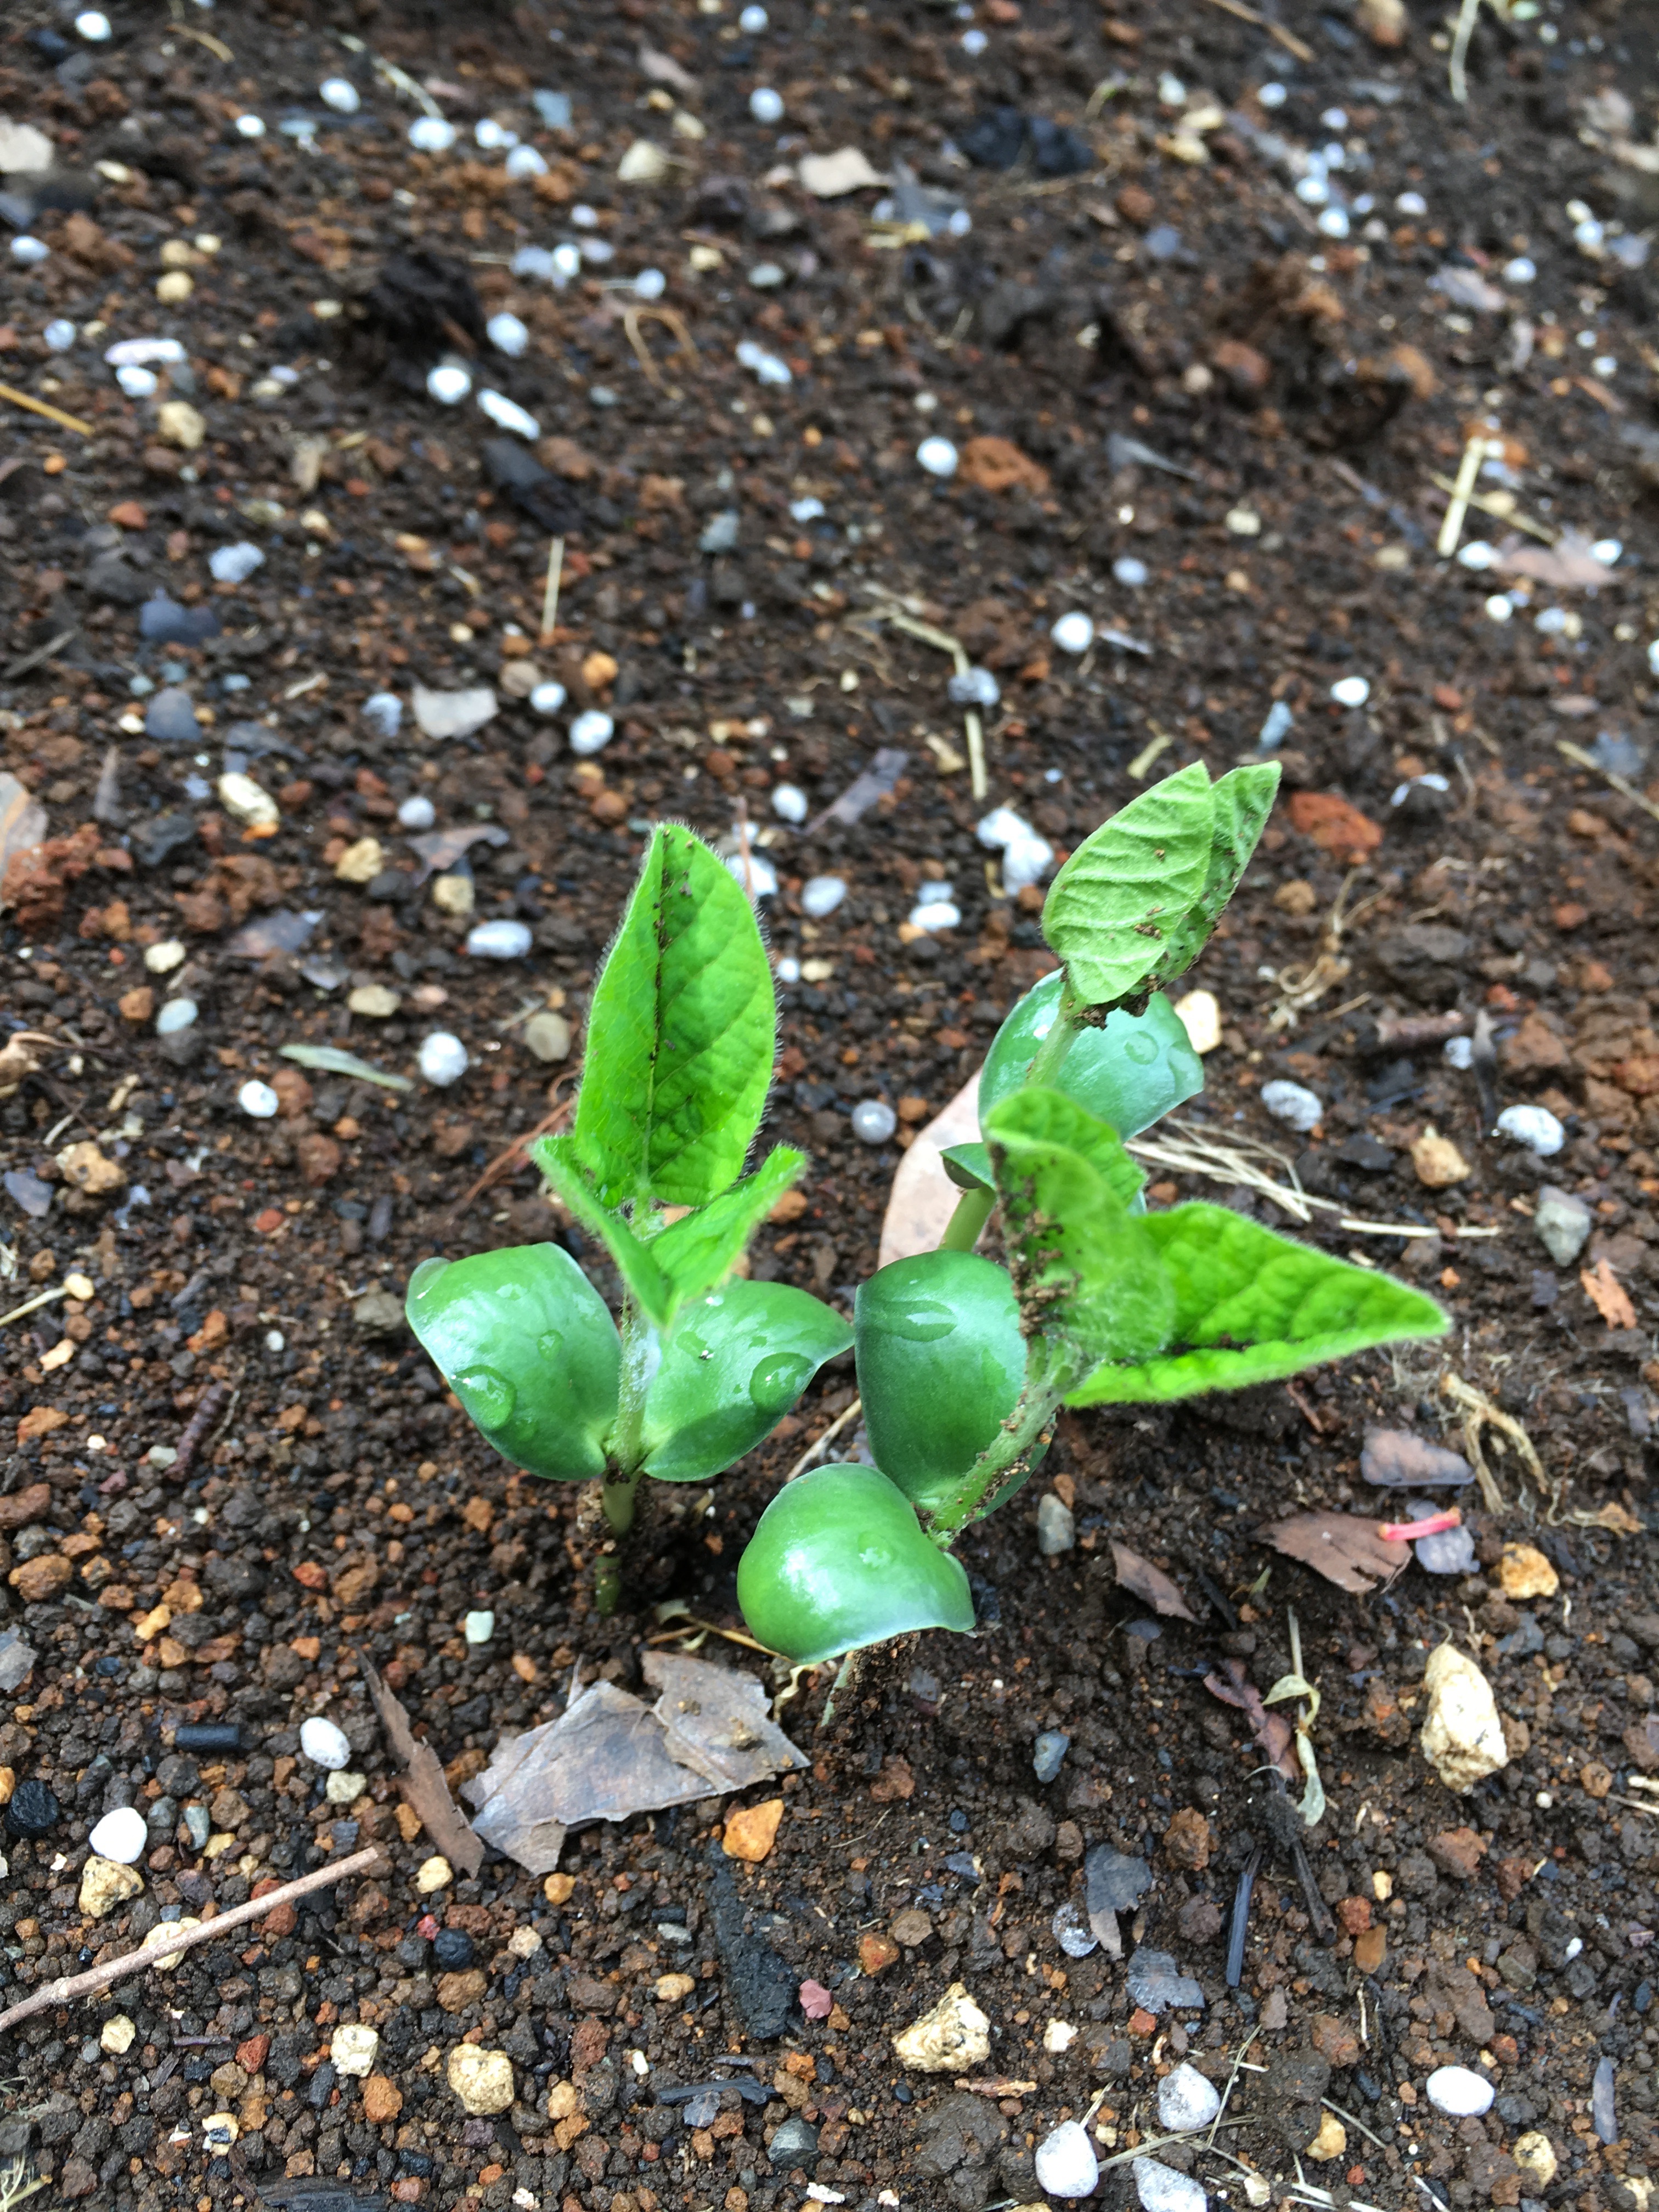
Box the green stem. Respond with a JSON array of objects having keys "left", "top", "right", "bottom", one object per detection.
[
  {"left": 594, "top": 1551, "right": 623, "bottom": 1615},
  {"left": 938, "top": 1187, "right": 995, "bottom": 1254},
  {"left": 1024, "top": 974, "right": 1084, "bottom": 1088},
  {"left": 923, "top": 1340, "right": 1074, "bottom": 1540},
  {"left": 600, "top": 1468, "right": 642, "bottom": 1537}
]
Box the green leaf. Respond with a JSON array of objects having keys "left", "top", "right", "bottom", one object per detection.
[
  {"left": 736, "top": 1462, "right": 976, "bottom": 1663},
  {"left": 940, "top": 1142, "right": 995, "bottom": 1193},
  {"left": 404, "top": 1244, "right": 620, "bottom": 1481},
  {"left": 533, "top": 1133, "right": 671, "bottom": 1326},
  {"left": 980, "top": 975, "right": 1205, "bottom": 1141},
  {"left": 983, "top": 1086, "right": 1173, "bottom": 1373},
  {"left": 1145, "top": 762, "right": 1280, "bottom": 991},
  {"left": 640, "top": 1278, "right": 852, "bottom": 1482},
  {"left": 651, "top": 1146, "right": 805, "bottom": 1301},
  {"left": 1040, "top": 763, "right": 1216, "bottom": 1008},
  {"left": 1064, "top": 1203, "right": 1449, "bottom": 1406},
  {"left": 855, "top": 1251, "right": 1028, "bottom": 1508},
  {"left": 571, "top": 823, "right": 776, "bottom": 1208}
]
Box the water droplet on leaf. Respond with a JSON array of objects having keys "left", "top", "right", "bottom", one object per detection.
[
  {"left": 453, "top": 1365, "right": 515, "bottom": 1431},
  {"left": 748, "top": 1351, "right": 815, "bottom": 1413}
]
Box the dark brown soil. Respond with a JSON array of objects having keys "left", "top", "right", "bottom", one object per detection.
[{"left": 3, "top": 2, "right": 1659, "bottom": 2210}]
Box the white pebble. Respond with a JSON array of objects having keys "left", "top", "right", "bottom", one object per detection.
[
  {"left": 156, "top": 999, "right": 198, "bottom": 1036},
  {"left": 299, "top": 1716, "right": 352, "bottom": 1770},
  {"left": 464, "top": 1610, "right": 495, "bottom": 1645},
  {"left": 1050, "top": 612, "right": 1094, "bottom": 655},
  {"left": 1317, "top": 207, "right": 1350, "bottom": 240},
  {"left": 505, "top": 145, "right": 549, "bottom": 180},
  {"left": 740, "top": 3, "right": 769, "bottom": 27},
  {"left": 569, "top": 709, "right": 614, "bottom": 756},
  {"left": 1592, "top": 537, "right": 1623, "bottom": 566},
  {"left": 319, "top": 78, "right": 360, "bottom": 114},
  {"left": 802, "top": 874, "right": 847, "bottom": 919},
  {"left": 330, "top": 2024, "right": 380, "bottom": 2078},
  {"left": 1260, "top": 1079, "right": 1323, "bottom": 1133},
  {"left": 1650, "top": 640, "right": 1659, "bottom": 679},
  {"left": 1037, "top": 1493, "right": 1074, "bottom": 1556},
  {"left": 1330, "top": 675, "right": 1370, "bottom": 707},
  {"left": 852, "top": 1099, "right": 896, "bottom": 1144},
  {"left": 1496, "top": 1103, "right": 1565, "bottom": 1157},
  {"left": 909, "top": 899, "right": 961, "bottom": 933},
  {"left": 789, "top": 496, "right": 825, "bottom": 522},
  {"left": 552, "top": 244, "right": 583, "bottom": 283},
  {"left": 208, "top": 541, "right": 265, "bottom": 585},
  {"left": 397, "top": 794, "right": 436, "bottom": 830},
  {"left": 427, "top": 364, "right": 471, "bottom": 405},
  {"left": 776, "top": 956, "right": 801, "bottom": 985},
  {"left": 87, "top": 1807, "right": 148, "bottom": 1866},
  {"left": 749, "top": 88, "right": 785, "bottom": 124},
  {"left": 419, "top": 1032, "right": 469, "bottom": 1087},
  {"left": 1257, "top": 82, "right": 1287, "bottom": 108},
  {"left": 1443, "top": 1035, "right": 1474, "bottom": 1070},
  {"left": 476, "top": 119, "right": 511, "bottom": 150},
  {"left": 1134, "top": 2160, "right": 1208, "bottom": 2212},
  {"left": 977, "top": 806, "right": 1053, "bottom": 895},
  {"left": 1113, "top": 556, "right": 1149, "bottom": 588},
  {"left": 1034, "top": 2120, "right": 1099, "bottom": 2200},
  {"left": 1296, "top": 176, "right": 1330, "bottom": 209},
  {"left": 1456, "top": 540, "right": 1496, "bottom": 571},
  {"left": 363, "top": 691, "right": 403, "bottom": 737},
  {"left": 917, "top": 436, "right": 958, "bottom": 479},
  {"left": 238, "top": 1080, "right": 279, "bottom": 1120},
  {"left": 108, "top": 336, "right": 185, "bottom": 366},
  {"left": 409, "top": 116, "right": 457, "bottom": 153},
  {"left": 961, "top": 27, "right": 988, "bottom": 53},
  {"left": 633, "top": 268, "right": 667, "bottom": 301},
  {"left": 1396, "top": 190, "right": 1427, "bottom": 216},
  {"left": 1158, "top": 2063, "right": 1223, "bottom": 2132},
  {"left": 1504, "top": 256, "right": 1537, "bottom": 284},
  {"left": 727, "top": 851, "right": 779, "bottom": 899},
  {"left": 771, "top": 782, "right": 808, "bottom": 825},
  {"left": 531, "top": 681, "right": 568, "bottom": 715},
  {"left": 467, "top": 919, "right": 533, "bottom": 960},
  {"left": 10, "top": 237, "right": 49, "bottom": 266},
  {"left": 478, "top": 388, "right": 540, "bottom": 439},
  {"left": 1426, "top": 2065, "right": 1495, "bottom": 2118},
  {"left": 43, "top": 319, "right": 75, "bottom": 352},
  {"left": 949, "top": 666, "right": 1000, "bottom": 707},
  {"left": 115, "top": 364, "right": 158, "bottom": 398},
  {"left": 76, "top": 9, "right": 111, "bottom": 38},
  {"left": 235, "top": 114, "right": 266, "bottom": 139},
  {"left": 487, "top": 312, "right": 529, "bottom": 357}
]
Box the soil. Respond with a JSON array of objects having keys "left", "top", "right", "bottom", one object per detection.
[{"left": 4, "top": 2, "right": 1659, "bottom": 2210}]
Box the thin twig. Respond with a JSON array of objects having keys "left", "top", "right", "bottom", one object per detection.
[
  {"left": 1197, "top": 0, "right": 1313, "bottom": 60},
  {"left": 1436, "top": 431, "right": 1488, "bottom": 556},
  {"left": 1448, "top": 0, "right": 1482, "bottom": 104},
  {"left": 0, "top": 383, "right": 93, "bottom": 437},
  {"left": 0, "top": 1287, "right": 66, "bottom": 1332},
  {"left": 170, "top": 1381, "right": 232, "bottom": 1486},
  {"left": 0, "top": 1847, "right": 385, "bottom": 2038},
  {"left": 783, "top": 1396, "right": 862, "bottom": 1482},
  {"left": 1427, "top": 472, "right": 1554, "bottom": 544},
  {"left": 3, "top": 630, "right": 78, "bottom": 682},
  {"left": 538, "top": 537, "right": 565, "bottom": 647},
  {"left": 1557, "top": 738, "right": 1659, "bottom": 832},
  {"left": 878, "top": 607, "right": 988, "bottom": 800}
]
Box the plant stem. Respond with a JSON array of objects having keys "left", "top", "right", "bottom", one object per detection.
[
  {"left": 1023, "top": 975, "right": 1084, "bottom": 1089},
  {"left": 938, "top": 1186, "right": 995, "bottom": 1253},
  {"left": 923, "top": 1340, "right": 1073, "bottom": 1540},
  {"left": 600, "top": 1469, "right": 641, "bottom": 1537},
  {"left": 594, "top": 1551, "right": 623, "bottom": 1615}
]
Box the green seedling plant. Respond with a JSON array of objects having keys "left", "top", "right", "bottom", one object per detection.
[{"left": 408, "top": 765, "right": 1448, "bottom": 1658}]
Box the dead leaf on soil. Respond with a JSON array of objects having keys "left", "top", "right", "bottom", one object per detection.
[
  {"left": 1110, "top": 1542, "right": 1198, "bottom": 1622},
  {"left": 0, "top": 774, "right": 47, "bottom": 898},
  {"left": 1359, "top": 1427, "right": 1474, "bottom": 1488},
  {"left": 1203, "top": 1657, "right": 1300, "bottom": 1782},
  {"left": 1494, "top": 531, "right": 1617, "bottom": 589},
  {"left": 406, "top": 823, "right": 511, "bottom": 884},
  {"left": 1260, "top": 1508, "right": 1409, "bottom": 1595},
  {"left": 360, "top": 1649, "right": 484, "bottom": 1877},
  {"left": 644, "top": 1649, "right": 808, "bottom": 1792},
  {"left": 1581, "top": 1256, "right": 1638, "bottom": 1330}
]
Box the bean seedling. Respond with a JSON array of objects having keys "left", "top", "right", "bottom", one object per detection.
[{"left": 408, "top": 766, "right": 1447, "bottom": 1658}]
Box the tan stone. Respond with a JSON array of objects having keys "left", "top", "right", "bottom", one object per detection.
[
  {"left": 9, "top": 1554, "right": 71, "bottom": 1602},
  {"left": 654, "top": 1972, "right": 697, "bottom": 2004},
  {"left": 891, "top": 1983, "right": 991, "bottom": 2074},
  {"left": 1420, "top": 1644, "right": 1508, "bottom": 1792},
  {"left": 721, "top": 1798, "right": 783, "bottom": 1863},
  {"left": 56, "top": 1141, "right": 126, "bottom": 1195},
  {"left": 335, "top": 837, "right": 385, "bottom": 885},
  {"left": 436, "top": 1968, "right": 488, "bottom": 2013},
  {"left": 157, "top": 400, "right": 206, "bottom": 450},
  {"left": 362, "top": 2074, "right": 403, "bottom": 2124},
  {"left": 80, "top": 1855, "right": 144, "bottom": 1920},
  {"left": 1497, "top": 1543, "right": 1558, "bottom": 1600},
  {"left": 546, "top": 2080, "right": 579, "bottom": 2121},
  {"left": 1513, "top": 2132, "right": 1557, "bottom": 2188},
  {"left": 1410, "top": 1129, "right": 1470, "bottom": 1188},
  {"left": 1306, "top": 2111, "right": 1346, "bottom": 2162},
  {"left": 447, "top": 2045, "right": 515, "bottom": 2116}
]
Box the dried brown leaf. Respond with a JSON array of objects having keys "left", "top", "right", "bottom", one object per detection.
[
  {"left": 1110, "top": 1541, "right": 1198, "bottom": 1622},
  {"left": 1203, "top": 1658, "right": 1299, "bottom": 1782},
  {"left": 1260, "top": 1509, "right": 1409, "bottom": 1595},
  {"left": 1581, "top": 1257, "right": 1638, "bottom": 1331},
  {"left": 359, "top": 1650, "right": 484, "bottom": 1876}
]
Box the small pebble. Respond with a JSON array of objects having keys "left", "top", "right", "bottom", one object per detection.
[
  {"left": 324, "top": 1769, "right": 365, "bottom": 1804},
  {"left": 1496, "top": 1104, "right": 1565, "bottom": 1157},
  {"left": 397, "top": 794, "right": 436, "bottom": 830},
  {"left": 802, "top": 874, "right": 847, "bottom": 919},
  {"left": 1134, "top": 2160, "right": 1207, "bottom": 2212},
  {"left": 4, "top": 1779, "right": 58, "bottom": 1840},
  {"left": 76, "top": 9, "right": 111, "bottom": 38},
  {"left": 1034, "top": 2120, "right": 1099, "bottom": 2200},
  {"left": 749, "top": 87, "right": 785, "bottom": 123},
  {"left": 740, "top": 3, "right": 769, "bottom": 26},
  {"left": 409, "top": 117, "right": 457, "bottom": 153},
  {"left": 1443, "top": 1034, "right": 1474, "bottom": 1069},
  {"left": 776, "top": 956, "right": 801, "bottom": 984},
  {"left": 1036, "top": 1493, "right": 1075, "bottom": 1555},
  {"left": 1050, "top": 611, "right": 1094, "bottom": 655},
  {"left": 487, "top": 312, "right": 529, "bottom": 357},
  {"left": 633, "top": 268, "right": 667, "bottom": 300},
  {"left": 909, "top": 898, "right": 960, "bottom": 933},
  {"left": 299, "top": 1716, "right": 352, "bottom": 1770},
  {"left": 156, "top": 999, "right": 198, "bottom": 1036},
  {"left": 235, "top": 114, "right": 267, "bottom": 139},
  {"left": 478, "top": 388, "right": 539, "bottom": 439},
  {"left": 569, "top": 709, "right": 614, "bottom": 755},
  {"left": 427, "top": 364, "right": 472, "bottom": 404},
  {"left": 727, "top": 851, "right": 779, "bottom": 898},
  {"left": 977, "top": 806, "right": 1053, "bottom": 895},
  {"left": 416, "top": 1854, "right": 453, "bottom": 1894},
  {"left": 87, "top": 1807, "right": 148, "bottom": 1866},
  {"left": 524, "top": 1011, "right": 572, "bottom": 1063},
  {"left": 1330, "top": 675, "right": 1371, "bottom": 707},
  {"left": 1260, "top": 1079, "right": 1323, "bottom": 1133},
  {"left": 1426, "top": 2065, "right": 1494, "bottom": 2118},
  {"left": 238, "top": 1080, "right": 280, "bottom": 1120},
  {"left": 100, "top": 2016, "right": 137, "bottom": 2057},
  {"left": 419, "top": 1032, "right": 469, "bottom": 1087},
  {"left": 948, "top": 666, "right": 1000, "bottom": 707},
  {"left": 363, "top": 691, "right": 403, "bottom": 737},
  {"left": 43, "top": 319, "right": 75, "bottom": 352},
  {"left": 434, "top": 1927, "right": 477, "bottom": 1970},
  {"left": 771, "top": 782, "right": 808, "bottom": 825},
  {"left": 466, "top": 919, "right": 533, "bottom": 960},
  {"left": 1113, "top": 556, "right": 1149, "bottom": 588},
  {"left": 116, "top": 363, "right": 158, "bottom": 398},
  {"left": 1158, "top": 2063, "right": 1223, "bottom": 2132},
  {"left": 916, "top": 437, "right": 959, "bottom": 478},
  {"left": 464, "top": 1610, "right": 495, "bottom": 1644},
  {"left": 1032, "top": 1731, "right": 1070, "bottom": 1785},
  {"left": 961, "top": 27, "right": 988, "bottom": 54},
  {"left": 505, "top": 145, "right": 548, "bottom": 180},
  {"left": 531, "top": 681, "right": 568, "bottom": 715},
  {"left": 319, "top": 77, "right": 360, "bottom": 113},
  {"left": 208, "top": 542, "right": 264, "bottom": 585},
  {"left": 851, "top": 1099, "right": 896, "bottom": 1144},
  {"left": 331, "top": 2023, "right": 380, "bottom": 2078}
]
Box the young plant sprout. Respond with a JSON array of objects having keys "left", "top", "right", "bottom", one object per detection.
[{"left": 408, "top": 767, "right": 1447, "bottom": 1658}]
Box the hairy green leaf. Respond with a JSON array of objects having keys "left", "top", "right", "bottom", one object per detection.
[
  {"left": 533, "top": 1133, "right": 670, "bottom": 1325},
  {"left": 984, "top": 1086, "right": 1173, "bottom": 1373},
  {"left": 979, "top": 975, "right": 1205, "bottom": 1141},
  {"left": 651, "top": 1146, "right": 805, "bottom": 1302},
  {"left": 571, "top": 823, "right": 775, "bottom": 1208},
  {"left": 1040, "top": 763, "right": 1216, "bottom": 1008},
  {"left": 1145, "top": 762, "right": 1280, "bottom": 990},
  {"left": 641, "top": 1278, "right": 852, "bottom": 1481},
  {"left": 405, "top": 1245, "right": 620, "bottom": 1481},
  {"left": 1065, "top": 1203, "right": 1449, "bottom": 1406}
]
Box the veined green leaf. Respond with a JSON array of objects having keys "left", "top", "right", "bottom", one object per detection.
[
  {"left": 651, "top": 1146, "right": 805, "bottom": 1301},
  {"left": 1065, "top": 1203, "right": 1449, "bottom": 1406},
  {"left": 983, "top": 1086, "right": 1173, "bottom": 1372},
  {"left": 1040, "top": 763, "right": 1216, "bottom": 1008},
  {"left": 533, "top": 1133, "right": 671, "bottom": 1326},
  {"left": 571, "top": 823, "right": 775, "bottom": 1208},
  {"left": 1145, "top": 762, "right": 1280, "bottom": 990}
]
